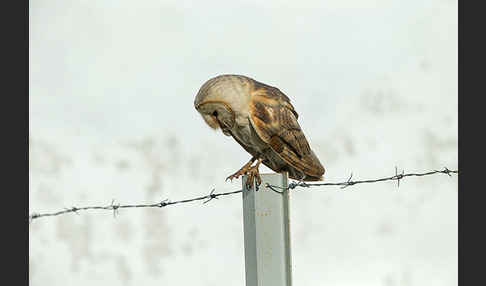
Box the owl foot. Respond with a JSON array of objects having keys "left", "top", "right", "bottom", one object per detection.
[
  {"left": 244, "top": 158, "right": 263, "bottom": 189},
  {"left": 245, "top": 165, "right": 262, "bottom": 189},
  {"left": 226, "top": 157, "right": 257, "bottom": 182}
]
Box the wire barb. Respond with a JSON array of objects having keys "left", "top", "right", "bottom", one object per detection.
[
  {"left": 111, "top": 199, "right": 120, "bottom": 218},
  {"left": 288, "top": 181, "right": 310, "bottom": 190},
  {"left": 71, "top": 207, "right": 80, "bottom": 216},
  {"left": 340, "top": 173, "right": 355, "bottom": 189},
  {"left": 441, "top": 167, "right": 453, "bottom": 177},
  {"left": 158, "top": 199, "right": 170, "bottom": 208},
  {"left": 203, "top": 189, "right": 218, "bottom": 204},
  {"left": 28, "top": 167, "right": 458, "bottom": 222},
  {"left": 394, "top": 166, "right": 405, "bottom": 189}
]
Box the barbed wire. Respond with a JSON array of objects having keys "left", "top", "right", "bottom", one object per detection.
[
  {"left": 266, "top": 166, "right": 458, "bottom": 193},
  {"left": 28, "top": 167, "right": 458, "bottom": 222}
]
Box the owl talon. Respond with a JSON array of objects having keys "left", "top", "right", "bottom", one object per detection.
[
  {"left": 255, "top": 173, "right": 262, "bottom": 186},
  {"left": 225, "top": 169, "right": 245, "bottom": 182},
  {"left": 225, "top": 157, "right": 257, "bottom": 183},
  {"left": 245, "top": 174, "right": 254, "bottom": 189},
  {"left": 226, "top": 157, "right": 263, "bottom": 189},
  {"left": 245, "top": 162, "right": 262, "bottom": 190},
  {"left": 225, "top": 173, "right": 239, "bottom": 182}
]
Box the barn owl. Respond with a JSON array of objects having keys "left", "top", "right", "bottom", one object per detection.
[{"left": 194, "top": 74, "right": 325, "bottom": 188}]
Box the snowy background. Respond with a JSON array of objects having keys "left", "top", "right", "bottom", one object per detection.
[{"left": 29, "top": 0, "right": 458, "bottom": 285}]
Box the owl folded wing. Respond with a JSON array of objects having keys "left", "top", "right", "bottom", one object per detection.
[{"left": 248, "top": 93, "right": 325, "bottom": 179}]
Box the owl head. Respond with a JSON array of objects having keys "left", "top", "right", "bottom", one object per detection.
[
  {"left": 194, "top": 75, "right": 249, "bottom": 134},
  {"left": 194, "top": 99, "right": 235, "bottom": 133}
]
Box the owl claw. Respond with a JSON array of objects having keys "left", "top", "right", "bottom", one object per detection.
[
  {"left": 225, "top": 169, "right": 245, "bottom": 182},
  {"left": 245, "top": 165, "right": 262, "bottom": 190},
  {"left": 226, "top": 157, "right": 263, "bottom": 189},
  {"left": 225, "top": 157, "right": 257, "bottom": 183},
  {"left": 225, "top": 173, "right": 238, "bottom": 182}
]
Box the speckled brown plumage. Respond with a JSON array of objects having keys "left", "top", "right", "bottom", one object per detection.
[{"left": 194, "top": 74, "right": 325, "bottom": 187}]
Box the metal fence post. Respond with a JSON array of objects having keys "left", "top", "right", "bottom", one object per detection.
[{"left": 242, "top": 172, "right": 292, "bottom": 286}]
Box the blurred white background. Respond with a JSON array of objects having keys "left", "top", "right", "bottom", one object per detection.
[{"left": 29, "top": 0, "right": 457, "bottom": 285}]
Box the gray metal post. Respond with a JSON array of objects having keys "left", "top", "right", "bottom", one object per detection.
[{"left": 242, "top": 172, "right": 292, "bottom": 286}]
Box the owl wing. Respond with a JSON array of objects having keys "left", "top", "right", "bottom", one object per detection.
[{"left": 248, "top": 82, "right": 325, "bottom": 179}]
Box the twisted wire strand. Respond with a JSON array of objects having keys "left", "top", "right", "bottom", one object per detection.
[{"left": 29, "top": 167, "right": 458, "bottom": 222}]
